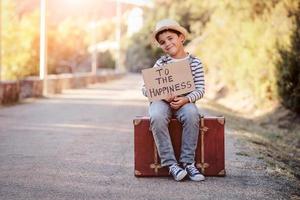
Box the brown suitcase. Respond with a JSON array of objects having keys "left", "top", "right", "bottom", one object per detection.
[{"left": 133, "top": 116, "right": 225, "bottom": 177}]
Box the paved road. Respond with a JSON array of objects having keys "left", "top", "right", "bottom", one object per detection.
[{"left": 0, "top": 74, "right": 297, "bottom": 200}]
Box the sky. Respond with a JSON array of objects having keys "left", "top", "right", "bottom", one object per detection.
[{"left": 13, "top": 0, "right": 152, "bottom": 24}]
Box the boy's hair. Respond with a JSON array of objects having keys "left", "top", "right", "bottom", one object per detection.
[{"left": 155, "top": 29, "right": 182, "bottom": 42}]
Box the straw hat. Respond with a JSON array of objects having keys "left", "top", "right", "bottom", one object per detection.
[{"left": 152, "top": 19, "right": 188, "bottom": 43}]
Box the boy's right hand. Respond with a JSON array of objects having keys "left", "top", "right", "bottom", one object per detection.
[{"left": 163, "top": 93, "right": 176, "bottom": 103}]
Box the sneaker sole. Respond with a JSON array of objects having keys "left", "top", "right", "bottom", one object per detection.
[
  {"left": 175, "top": 170, "right": 187, "bottom": 181},
  {"left": 189, "top": 175, "right": 205, "bottom": 181}
]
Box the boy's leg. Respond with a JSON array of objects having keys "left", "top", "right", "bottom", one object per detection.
[
  {"left": 149, "top": 100, "right": 177, "bottom": 167},
  {"left": 175, "top": 103, "right": 200, "bottom": 164}
]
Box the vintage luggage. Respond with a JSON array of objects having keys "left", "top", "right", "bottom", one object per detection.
[{"left": 133, "top": 116, "right": 225, "bottom": 177}]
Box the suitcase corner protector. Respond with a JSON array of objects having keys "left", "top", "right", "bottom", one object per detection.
[
  {"left": 217, "top": 118, "right": 225, "bottom": 125},
  {"left": 134, "top": 170, "right": 142, "bottom": 176},
  {"left": 218, "top": 169, "right": 226, "bottom": 176},
  {"left": 133, "top": 119, "right": 142, "bottom": 126}
]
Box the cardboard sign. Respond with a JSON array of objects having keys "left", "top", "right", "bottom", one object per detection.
[{"left": 142, "top": 60, "right": 195, "bottom": 102}]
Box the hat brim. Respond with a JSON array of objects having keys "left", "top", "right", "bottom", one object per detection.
[{"left": 152, "top": 25, "right": 188, "bottom": 45}]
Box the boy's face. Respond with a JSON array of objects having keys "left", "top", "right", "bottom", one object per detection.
[{"left": 157, "top": 31, "right": 185, "bottom": 57}]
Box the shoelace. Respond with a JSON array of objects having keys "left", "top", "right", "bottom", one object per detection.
[
  {"left": 169, "top": 164, "right": 181, "bottom": 175},
  {"left": 186, "top": 164, "right": 200, "bottom": 175}
]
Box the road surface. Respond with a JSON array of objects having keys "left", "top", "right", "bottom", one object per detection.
[{"left": 0, "top": 74, "right": 297, "bottom": 200}]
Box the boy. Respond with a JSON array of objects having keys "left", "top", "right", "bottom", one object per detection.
[{"left": 142, "top": 19, "right": 205, "bottom": 181}]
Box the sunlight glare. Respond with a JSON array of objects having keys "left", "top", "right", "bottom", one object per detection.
[{"left": 61, "top": 0, "right": 84, "bottom": 8}]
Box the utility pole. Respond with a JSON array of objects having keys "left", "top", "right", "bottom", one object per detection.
[
  {"left": 115, "top": 0, "right": 122, "bottom": 72},
  {"left": 40, "top": 0, "right": 47, "bottom": 95},
  {"left": 91, "top": 21, "right": 97, "bottom": 75},
  {"left": 0, "top": 0, "right": 2, "bottom": 81}
]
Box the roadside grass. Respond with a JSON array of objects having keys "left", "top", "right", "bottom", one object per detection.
[{"left": 198, "top": 99, "right": 300, "bottom": 182}]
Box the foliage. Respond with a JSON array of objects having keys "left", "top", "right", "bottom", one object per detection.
[
  {"left": 2, "top": 0, "right": 40, "bottom": 80},
  {"left": 193, "top": 0, "right": 298, "bottom": 108},
  {"left": 47, "top": 19, "right": 90, "bottom": 74},
  {"left": 127, "top": 0, "right": 299, "bottom": 111},
  {"left": 124, "top": 0, "right": 211, "bottom": 71},
  {"left": 1, "top": 1, "right": 114, "bottom": 80},
  {"left": 125, "top": 28, "right": 162, "bottom": 72},
  {"left": 276, "top": 2, "right": 300, "bottom": 113},
  {"left": 97, "top": 50, "right": 115, "bottom": 69}
]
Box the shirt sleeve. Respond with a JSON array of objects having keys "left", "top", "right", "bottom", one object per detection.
[
  {"left": 141, "top": 83, "right": 148, "bottom": 97},
  {"left": 185, "top": 59, "right": 205, "bottom": 103}
]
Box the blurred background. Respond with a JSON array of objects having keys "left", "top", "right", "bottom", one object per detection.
[
  {"left": 0, "top": 0, "right": 299, "bottom": 114},
  {"left": 0, "top": 0, "right": 300, "bottom": 182}
]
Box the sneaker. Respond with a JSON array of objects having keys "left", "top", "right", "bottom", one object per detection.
[
  {"left": 185, "top": 163, "right": 205, "bottom": 181},
  {"left": 169, "top": 163, "right": 187, "bottom": 181}
]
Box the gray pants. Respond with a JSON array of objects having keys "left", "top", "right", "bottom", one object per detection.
[{"left": 149, "top": 100, "right": 200, "bottom": 167}]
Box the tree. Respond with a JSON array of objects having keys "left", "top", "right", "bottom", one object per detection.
[
  {"left": 276, "top": 2, "right": 300, "bottom": 113},
  {"left": 2, "top": 0, "right": 39, "bottom": 80}
]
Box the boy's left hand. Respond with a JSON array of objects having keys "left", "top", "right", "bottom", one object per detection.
[{"left": 170, "top": 96, "right": 189, "bottom": 110}]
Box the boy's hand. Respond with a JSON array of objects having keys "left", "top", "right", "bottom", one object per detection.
[
  {"left": 163, "top": 93, "right": 176, "bottom": 103},
  {"left": 170, "top": 96, "right": 189, "bottom": 110}
]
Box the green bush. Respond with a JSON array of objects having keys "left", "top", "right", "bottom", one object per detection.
[
  {"left": 125, "top": 30, "right": 162, "bottom": 72},
  {"left": 97, "top": 51, "right": 115, "bottom": 69},
  {"left": 193, "top": 0, "right": 298, "bottom": 107},
  {"left": 276, "top": 2, "right": 300, "bottom": 114}
]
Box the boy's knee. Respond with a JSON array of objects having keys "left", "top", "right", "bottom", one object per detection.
[
  {"left": 150, "top": 100, "right": 168, "bottom": 109},
  {"left": 180, "top": 104, "right": 200, "bottom": 123},
  {"left": 150, "top": 112, "right": 169, "bottom": 125},
  {"left": 149, "top": 100, "right": 170, "bottom": 125}
]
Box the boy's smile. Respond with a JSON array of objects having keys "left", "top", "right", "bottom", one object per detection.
[{"left": 157, "top": 31, "right": 186, "bottom": 59}]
